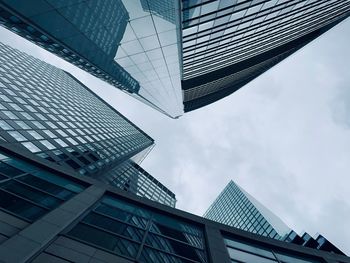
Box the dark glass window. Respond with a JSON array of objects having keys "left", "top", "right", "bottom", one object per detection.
[
  {"left": 0, "top": 189, "right": 48, "bottom": 221},
  {"left": 0, "top": 161, "right": 25, "bottom": 177},
  {"left": 66, "top": 194, "right": 208, "bottom": 262},
  {"left": 1, "top": 180, "right": 61, "bottom": 209},
  {"left": 68, "top": 223, "right": 139, "bottom": 258},
  {"left": 0, "top": 151, "right": 87, "bottom": 221},
  {"left": 83, "top": 212, "right": 145, "bottom": 242}
]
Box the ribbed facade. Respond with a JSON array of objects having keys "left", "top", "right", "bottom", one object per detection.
[{"left": 182, "top": 0, "right": 350, "bottom": 112}]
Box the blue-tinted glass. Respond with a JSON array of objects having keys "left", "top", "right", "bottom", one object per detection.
[
  {"left": 17, "top": 174, "right": 74, "bottom": 200},
  {"left": 145, "top": 232, "right": 204, "bottom": 262},
  {"left": 83, "top": 213, "right": 144, "bottom": 242},
  {"left": 0, "top": 174, "right": 7, "bottom": 181},
  {"left": 140, "top": 246, "right": 196, "bottom": 263},
  {"left": 0, "top": 161, "right": 25, "bottom": 177},
  {"left": 68, "top": 223, "right": 140, "bottom": 258},
  {"left": 0, "top": 189, "right": 47, "bottom": 221},
  {"left": 32, "top": 171, "right": 85, "bottom": 193},
  {"left": 0, "top": 180, "right": 62, "bottom": 209},
  {"left": 95, "top": 203, "right": 148, "bottom": 229},
  {"left": 102, "top": 196, "right": 151, "bottom": 219},
  {"left": 4, "top": 158, "right": 38, "bottom": 173}
]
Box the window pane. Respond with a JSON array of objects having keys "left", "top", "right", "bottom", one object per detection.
[
  {"left": 17, "top": 174, "right": 74, "bottom": 200},
  {"left": 83, "top": 212, "right": 144, "bottom": 242},
  {"left": 145, "top": 232, "right": 204, "bottom": 262},
  {"left": 1, "top": 180, "right": 62, "bottom": 209},
  {"left": 95, "top": 203, "right": 148, "bottom": 229},
  {"left": 68, "top": 223, "right": 140, "bottom": 258},
  {"left": 0, "top": 189, "right": 47, "bottom": 221},
  {"left": 0, "top": 161, "right": 25, "bottom": 177},
  {"left": 227, "top": 247, "right": 277, "bottom": 263},
  {"left": 32, "top": 171, "right": 85, "bottom": 193}
]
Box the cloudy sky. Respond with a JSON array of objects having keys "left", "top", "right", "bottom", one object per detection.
[{"left": 1, "top": 17, "right": 350, "bottom": 254}]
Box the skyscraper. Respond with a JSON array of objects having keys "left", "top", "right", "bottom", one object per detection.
[
  {"left": 0, "top": 0, "right": 183, "bottom": 118},
  {"left": 204, "top": 180, "right": 345, "bottom": 255},
  {"left": 0, "top": 41, "right": 176, "bottom": 207},
  {"left": 181, "top": 0, "right": 350, "bottom": 112},
  {"left": 0, "top": 147, "right": 349, "bottom": 262},
  {"left": 2, "top": 1, "right": 349, "bottom": 116}
]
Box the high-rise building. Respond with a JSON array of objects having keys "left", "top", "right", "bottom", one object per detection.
[
  {"left": 1, "top": 1, "right": 349, "bottom": 116},
  {"left": 0, "top": 41, "right": 176, "bottom": 207},
  {"left": 204, "top": 180, "right": 345, "bottom": 255},
  {"left": 0, "top": 0, "right": 183, "bottom": 118},
  {"left": 0, "top": 146, "right": 349, "bottom": 263},
  {"left": 181, "top": 0, "right": 350, "bottom": 112}
]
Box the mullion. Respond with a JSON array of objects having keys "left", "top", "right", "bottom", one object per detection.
[
  {"left": 184, "top": 6, "right": 349, "bottom": 78},
  {"left": 182, "top": 5, "right": 349, "bottom": 77},
  {"left": 94, "top": 203, "right": 149, "bottom": 229},
  {"left": 183, "top": 0, "right": 337, "bottom": 53},
  {"left": 13, "top": 177, "right": 67, "bottom": 201},
  {"left": 91, "top": 210, "right": 147, "bottom": 231},
  {"left": 0, "top": 189, "right": 49, "bottom": 217},
  {"left": 79, "top": 221, "right": 143, "bottom": 245},
  {"left": 183, "top": 0, "right": 307, "bottom": 46},
  {"left": 0, "top": 182, "right": 57, "bottom": 210},
  {"left": 148, "top": 228, "right": 204, "bottom": 250},
  {"left": 182, "top": 0, "right": 269, "bottom": 26},
  {"left": 142, "top": 243, "right": 203, "bottom": 263}
]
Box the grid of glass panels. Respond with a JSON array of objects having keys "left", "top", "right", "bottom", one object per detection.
[
  {"left": 0, "top": 0, "right": 184, "bottom": 118},
  {"left": 66, "top": 194, "right": 207, "bottom": 262},
  {"left": 0, "top": 42, "right": 153, "bottom": 176},
  {"left": 204, "top": 181, "right": 283, "bottom": 239},
  {"left": 103, "top": 160, "right": 177, "bottom": 207},
  {"left": 0, "top": 150, "right": 87, "bottom": 222},
  {"left": 224, "top": 236, "right": 320, "bottom": 263},
  {"left": 182, "top": 0, "right": 350, "bottom": 79},
  {"left": 115, "top": 0, "right": 183, "bottom": 118},
  {"left": 0, "top": 1, "right": 139, "bottom": 93}
]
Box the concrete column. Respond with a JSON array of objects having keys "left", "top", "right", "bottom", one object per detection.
[{"left": 205, "top": 224, "right": 231, "bottom": 263}]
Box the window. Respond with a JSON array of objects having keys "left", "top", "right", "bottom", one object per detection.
[
  {"left": 0, "top": 151, "right": 87, "bottom": 221},
  {"left": 66, "top": 194, "right": 208, "bottom": 262},
  {"left": 224, "top": 236, "right": 320, "bottom": 263}
]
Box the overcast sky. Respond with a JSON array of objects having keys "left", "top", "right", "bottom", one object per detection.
[{"left": 1, "top": 18, "right": 350, "bottom": 254}]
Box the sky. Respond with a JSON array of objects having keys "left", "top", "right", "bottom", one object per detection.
[{"left": 1, "top": 17, "right": 350, "bottom": 254}]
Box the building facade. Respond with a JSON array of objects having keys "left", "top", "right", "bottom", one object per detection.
[
  {"left": 0, "top": 145, "right": 349, "bottom": 263},
  {"left": 1, "top": 1, "right": 349, "bottom": 116},
  {"left": 0, "top": 41, "right": 176, "bottom": 207},
  {"left": 0, "top": 0, "right": 183, "bottom": 118},
  {"left": 181, "top": 0, "right": 350, "bottom": 112},
  {"left": 204, "top": 180, "right": 345, "bottom": 255}
]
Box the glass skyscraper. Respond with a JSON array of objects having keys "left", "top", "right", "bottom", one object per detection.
[
  {"left": 204, "top": 180, "right": 345, "bottom": 255},
  {"left": 1, "top": 1, "right": 349, "bottom": 116},
  {"left": 0, "top": 0, "right": 183, "bottom": 118},
  {"left": 0, "top": 147, "right": 348, "bottom": 262},
  {"left": 204, "top": 180, "right": 290, "bottom": 239},
  {"left": 0, "top": 41, "right": 176, "bottom": 207},
  {"left": 181, "top": 0, "right": 350, "bottom": 112}
]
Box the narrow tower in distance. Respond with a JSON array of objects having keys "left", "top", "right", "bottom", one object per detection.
[{"left": 204, "top": 180, "right": 345, "bottom": 255}]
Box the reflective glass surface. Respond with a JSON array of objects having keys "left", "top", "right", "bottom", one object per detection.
[
  {"left": 0, "top": 42, "right": 153, "bottom": 177},
  {"left": 115, "top": 0, "right": 183, "bottom": 117},
  {"left": 0, "top": 150, "right": 87, "bottom": 221},
  {"left": 102, "top": 159, "right": 177, "bottom": 207},
  {"left": 66, "top": 194, "right": 208, "bottom": 262},
  {"left": 224, "top": 236, "right": 320, "bottom": 263},
  {"left": 0, "top": 0, "right": 183, "bottom": 118},
  {"left": 181, "top": 0, "right": 350, "bottom": 111},
  {"left": 204, "top": 181, "right": 290, "bottom": 239}
]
